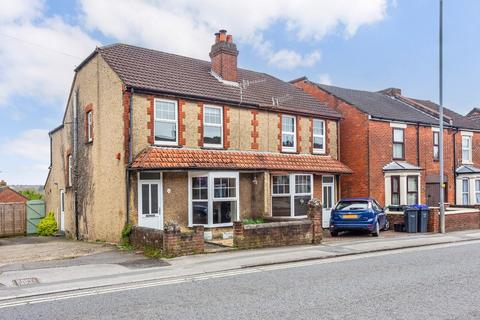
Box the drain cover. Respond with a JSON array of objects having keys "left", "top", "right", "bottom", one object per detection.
[{"left": 13, "top": 278, "right": 40, "bottom": 287}]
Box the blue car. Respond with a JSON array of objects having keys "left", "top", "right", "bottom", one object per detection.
[{"left": 330, "top": 198, "right": 389, "bottom": 237}]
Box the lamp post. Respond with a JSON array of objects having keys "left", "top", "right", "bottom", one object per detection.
[{"left": 439, "top": 0, "right": 445, "bottom": 233}]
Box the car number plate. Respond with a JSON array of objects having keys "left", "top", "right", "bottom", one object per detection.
[{"left": 342, "top": 214, "right": 358, "bottom": 219}]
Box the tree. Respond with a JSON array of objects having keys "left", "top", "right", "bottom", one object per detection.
[{"left": 20, "top": 189, "right": 44, "bottom": 200}]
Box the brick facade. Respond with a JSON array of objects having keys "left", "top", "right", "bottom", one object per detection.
[
  {"left": 251, "top": 110, "right": 259, "bottom": 150},
  {"left": 223, "top": 106, "right": 230, "bottom": 148},
  {"left": 197, "top": 102, "right": 204, "bottom": 147},
  {"left": 146, "top": 95, "right": 154, "bottom": 145},
  {"left": 178, "top": 99, "right": 186, "bottom": 146}
]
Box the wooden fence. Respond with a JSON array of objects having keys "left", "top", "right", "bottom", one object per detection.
[{"left": 0, "top": 202, "right": 26, "bottom": 237}]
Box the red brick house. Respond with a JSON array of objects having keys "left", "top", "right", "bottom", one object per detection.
[{"left": 292, "top": 78, "right": 480, "bottom": 208}]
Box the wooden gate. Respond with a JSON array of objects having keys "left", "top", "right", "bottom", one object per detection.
[
  {"left": 0, "top": 202, "right": 26, "bottom": 237},
  {"left": 426, "top": 183, "right": 447, "bottom": 207},
  {"left": 26, "top": 200, "right": 45, "bottom": 235}
]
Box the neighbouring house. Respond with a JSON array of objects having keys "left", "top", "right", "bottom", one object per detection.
[
  {"left": 44, "top": 30, "right": 351, "bottom": 242},
  {"left": 292, "top": 78, "right": 480, "bottom": 210},
  {"left": 0, "top": 185, "right": 28, "bottom": 204}
]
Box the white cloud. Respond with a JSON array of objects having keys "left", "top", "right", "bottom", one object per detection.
[
  {"left": 0, "top": 3, "right": 99, "bottom": 109},
  {"left": 2, "top": 129, "right": 50, "bottom": 162},
  {"left": 268, "top": 50, "right": 321, "bottom": 69},
  {"left": 0, "top": 0, "right": 43, "bottom": 23},
  {"left": 318, "top": 73, "right": 332, "bottom": 85},
  {"left": 79, "top": 0, "right": 388, "bottom": 63}
]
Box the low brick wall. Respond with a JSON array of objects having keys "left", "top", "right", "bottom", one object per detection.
[
  {"left": 129, "top": 226, "right": 204, "bottom": 257},
  {"left": 233, "top": 212, "right": 321, "bottom": 249},
  {"left": 388, "top": 208, "right": 480, "bottom": 233},
  {"left": 163, "top": 226, "right": 205, "bottom": 256}
]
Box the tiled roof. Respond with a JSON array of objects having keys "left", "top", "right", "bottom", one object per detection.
[
  {"left": 456, "top": 165, "right": 480, "bottom": 174},
  {"left": 466, "top": 108, "right": 480, "bottom": 124},
  {"left": 0, "top": 187, "right": 28, "bottom": 203},
  {"left": 383, "top": 161, "right": 422, "bottom": 171},
  {"left": 131, "top": 147, "right": 352, "bottom": 174},
  {"left": 410, "top": 99, "right": 480, "bottom": 130},
  {"left": 94, "top": 44, "right": 340, "bottom": 119},
  {"left": 315, "top": 83, "right": 441, "bottom": 125}
]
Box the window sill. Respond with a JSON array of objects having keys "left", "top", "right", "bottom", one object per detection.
[
  {"left": 312, "top": 150, "right": 326, "bottom": 155},
  {"left": 281, "top": 149, "right": 298, "bottom": 154},
  {"left": 201, "top": 146, "right": 225, "bottom": 150},
  {"left": 189, "top": 223, "right": 233, "bottom": 228},
  {"left": 153, "top": 143, "right": 181, "bottom": 148},
  {"left": 85, "top": 140, "right": 93, "bottom": 145}
]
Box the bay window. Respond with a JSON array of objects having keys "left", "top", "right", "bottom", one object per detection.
[
  {"left": 203, "top": 105, "right": 223, "bottom": 147},
  {"left": 154, "top": 99, "right": 178, "bottom": 145},
  {"left": 282, "top": 115, "right": 296, "bottom": 152},
  {"left": 392, "top": 128, "right": 404, "bottom": 160},
  {"left": 462, "top": 179, "right": 469, "bottom": 205},
  {"left": 391, "top": 176, "right": 400, "bottom": 205},
  {"left": 476, "top": 179, "right": 480, "bottom": 204},
  {"left": 189, "top": 172, "right": 238, "bottom": 227},
  {"left": 312, "top": 119, "right": 325, "bottom": 154},
  {"left": 272, "top": 174, "right": 312, "bottom": 217},
  {"left": 407, "top": 176, "right": 418, "bottom": 205}
]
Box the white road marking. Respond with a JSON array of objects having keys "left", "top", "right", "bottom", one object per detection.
[{"left": 1, "top": 239, "right": 479, "bottom": 309}]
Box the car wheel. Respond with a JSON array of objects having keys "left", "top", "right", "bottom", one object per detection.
[
  {"left": 331, "top": 230, "right": 338, "bottom": 237},
  {"left": 371, "top": 223, "right": 380, "bottom": 237},
  {"left": 383, "top": 220, "right": 390, "bottom": 231}
]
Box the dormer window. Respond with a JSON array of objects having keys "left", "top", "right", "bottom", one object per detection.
[
  {"left": 154, "top": 99, "right": 178, "bottom": 145},
  {"left": 282, "top": 115, "right": 296, "bottom": 152}
]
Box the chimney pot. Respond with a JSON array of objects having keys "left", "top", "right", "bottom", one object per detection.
[
  {"left": 226, "top": 35, "right": 233, "bottom": 43},
  {"left": 0, "top": 180, "right": 6, "bottom": 187},
  {"left": 219, "top": 30, "right": 227, "bottom": 42},
  {"left": 214, "top": 32, "right": 220, "bottom": 43}
]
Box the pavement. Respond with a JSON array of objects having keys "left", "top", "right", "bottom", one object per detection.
[
  {"left": 2, "top": 237, "right": 480, "bottom": 319},
  {"left": 1, "top": 229, "right": 480, "bottom": 302}
]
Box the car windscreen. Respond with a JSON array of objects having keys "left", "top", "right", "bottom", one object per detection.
[{"left": 335, "top": 201, "right": 369, "bottom": 211}]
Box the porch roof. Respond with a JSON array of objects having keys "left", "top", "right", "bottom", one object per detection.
[{"left": 131, "top": 147, "right": 352, "bottom": 174}]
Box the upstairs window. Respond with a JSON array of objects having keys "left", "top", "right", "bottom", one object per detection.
[
  {"left": 86, "top": 111, "right": 93, "bottom": 143},
  {"left": 312, "top": 119, "right": 325, "bottom": 154},
  {"left": 392, "top": 128, "right": 404, "bottom": 160},
  {"left": 282, "top": 115, "right": 296, "bottom": 152},
  {"left": 203, "top": 106, "right": 223, "bottom": 148},
  {"left": 154, "top": 99, "right": 178, "bottom": 145},
  {"left": 462, "top": 135, "right": 472, "bottom": 163},
  {"left": 433, "top": 131, "right": 439, "bottom": 161}
]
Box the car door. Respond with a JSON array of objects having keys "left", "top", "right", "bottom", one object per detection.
[{"left": 373, "top": 200, "right": 385, "bottom": 228}]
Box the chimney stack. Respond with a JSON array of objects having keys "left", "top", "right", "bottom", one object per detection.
[
  {"left": 0, "top": 180, "right": 6, "bottom": 187},
  {"left": 380, "top": 87, "right": 402, "bottom": 97},
  {"left": 210, "top": 29, "right": 239, "bottom": 82}
]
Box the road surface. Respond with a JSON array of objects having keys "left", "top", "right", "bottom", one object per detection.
[{"left": 2, "top": 241, "right": 480, "bottom": 320}]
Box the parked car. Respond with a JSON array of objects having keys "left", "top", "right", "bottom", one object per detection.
[{"left": 330, "top": 198, "right": 389, "bottom": 237}]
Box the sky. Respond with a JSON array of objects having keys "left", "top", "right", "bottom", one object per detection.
[{"left": 0, "top": 0, "right": 479, "bottom": 185}]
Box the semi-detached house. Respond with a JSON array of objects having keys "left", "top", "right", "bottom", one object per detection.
[
  {"left": 292, "top": 78, "right": 480, "bottom": 211},
  {"left": 44, "top": 30, "right": 351, "bottom": 242}
]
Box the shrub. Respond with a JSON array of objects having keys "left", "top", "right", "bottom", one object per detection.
[
  {"left": 120, "top": 224, "right": 133, "bottom": 249},
  {"left": 20, "top": 189, "right": 44, "bottom": 200},
  {"left": 243, "top": 218, "right": 264, "bottom": 225},
  {"left": 37, "top": 212, "right": 58, "bottom": 236}
]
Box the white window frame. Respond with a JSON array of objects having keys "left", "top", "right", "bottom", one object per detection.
[
  {"left": 462, "top": 178, "right": 470, "bottom": 205},
  {"left": 281, "top": 115, "right": 296, "bottom": 153},
  {"left": 154, "top": 98, "right": 178, "bottom": 146},
  {"left": 188, "top": 171, "right": 239, "bottom": 227},
  {"left": 462, "top": 135, "right": 472, "bottom": 164},
  {"left": 68, "top": 154, "right": 73, "bottom": 187},
  {"left": 312, "top": 119, "right": 326, "bottom": 154},
  {"left": 271, "top": 173, "right": 313, "bottom": 218},
  {"left": 87, "top": 111, "right": 93, "bottom": 142},
  {"left": 203, "top": 105, "right": 223, "bottom": 148},
  {"left": 475, "top": 179, "right": 480, "bottom": 204}
]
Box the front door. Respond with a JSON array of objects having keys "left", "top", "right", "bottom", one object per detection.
[
  {"left": 60, "top": 189, "right": 65, "bottom": 231},
  {"left": 322, "top": 176, "right": 335, "bottom": 228},
  {"left": 138, "top": 172, "right": 163, "bottom": 229},
  {"left": 426, "top": 183, "right": 447, "bottom": 207}
]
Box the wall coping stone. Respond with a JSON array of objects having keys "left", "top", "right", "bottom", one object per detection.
[{"left": 243, "top": 220, "right": 311, "bottom": 230}]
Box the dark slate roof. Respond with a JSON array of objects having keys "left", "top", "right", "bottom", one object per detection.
[
  {"left": 383, "top": 161, "right": 422, "bottom": 171},
  {"left": 456, "top": 165, "right": 480, "bottom": 174},
  {"left": 466, "top": 108, "right": 480, "bottom": 124},
  {"left": 411, "top": 99, "right": 480, "bottom": 130},
  {"left": 315, "top": 83, "right": 441, "bottom": 125},
  {"left": 90, "top": 44, "right": 340, "bottom": 118}
]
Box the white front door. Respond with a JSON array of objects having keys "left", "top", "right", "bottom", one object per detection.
[
  {"left": 138, "top": 172, "right": 163, "bottom": 229},
  {"left": 322, "top": 176, "right": 335, "bottom": 228},
  {"left": 60, "top": 189, "right": 65, "bottom": 231}
]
